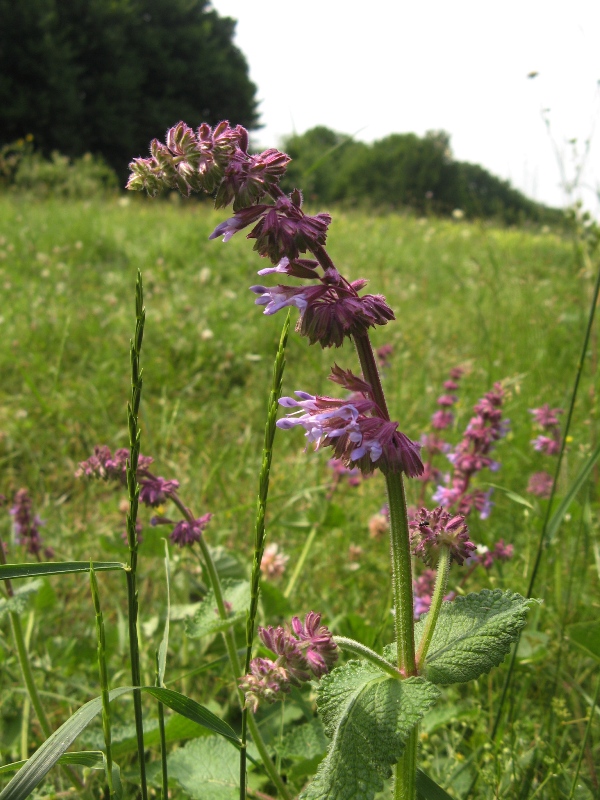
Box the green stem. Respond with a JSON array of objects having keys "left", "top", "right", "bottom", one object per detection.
[
  {"left": 283, "top": 524, "right": 317, "bottom": 599},
  {"left": 333, "top": 636, "right": 403, "bottom": 679},
  {"left": 125, "top": 270, "right": 147, "bottom": 800},
  {"left": 353, "top": 331, "right": 417, "bottom": 800},
  {"left": 90, "top": 566, "right": 115, "bottom": 798},
  {"left": 194, "top": 533, "right": 291, "bottom": 800},
  {"left": 10, "top": 611, "right": 51, "bottom": 736},
  {"left": 395, "top": 727, "right": 418, "bottom": 800},
  {"left": 416, "top": 546, "right": 451, "bottom": 670}
]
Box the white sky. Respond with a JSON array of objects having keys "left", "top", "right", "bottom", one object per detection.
[{"left": 209, "top": 0, "right": 600, "bottom": 212}]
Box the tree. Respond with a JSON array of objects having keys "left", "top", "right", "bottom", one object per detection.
[{"left": 0, "top": 0, "right": 259, "bottom": 180}]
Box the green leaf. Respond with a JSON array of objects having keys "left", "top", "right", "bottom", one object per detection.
[
  {"left": 487, "top": 483, "right": 534, "bottom": 509},
  {"left": 143, "top": 688, "right": 239, "bottom": 746},
  {"left": 278, "top": 719, "right": 328, "bottom": 761},
  {"left": 0, "top": 580, "right": 42, "bottom": 621},
  {"left": 84, "top": 713, "right": 212, "bottom": 756},
  {"left": 205, "top": 546, "right": 246, "bottom": 581},
  {"left": 0, "top": 687, "right": 239, "bottom": 800},
  {"left": 0, "top": 561, "right": 125, "bottom": 581},
  {"left": 167, "top": 736, "right": 239, "bottom": 800},
  {"left": 568, "top": 619, "right": 600, "bottom": 662},
  {"left": 300, "top": 661, "right": 439, "bottom": 800},
  {"left": 185, "top": 579, "right": 249, "bottom": 639},
  {"left": 417, "top": 590, "right": 537, "bottom": 685},
  {"left": 416, "top": 768, "right": 455, "bottom": 799},
  {"left": 547, "top": 442, "right": 600, "bottom": 543}
]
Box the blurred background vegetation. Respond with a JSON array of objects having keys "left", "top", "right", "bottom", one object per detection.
[{"left": 0, "top": 0, "right": 562, "bottom": 224}]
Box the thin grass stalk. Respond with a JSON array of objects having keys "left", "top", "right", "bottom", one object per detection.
[
  {"left": 89, "top": 565, "right": 115, "bottom": 798},
  {"left": 569, "top": 670, "right": 600, "bottom": 799},
  {"left": 125, "top": 270, "right": 148, "bottom": 800},
  {"left": 155, "top": 654, "right": 168, "bottom": 800},
  {"left": 19, "top": 612, "right": 34, "bottom": 762},
  {"left": 489, "top": 258, "right": 600, "bottom": 746},
  {"left": 240, "top": 312, "right": 290, "bottom": 800},
  {"left": 0, "top": 538, "right": 51, "bottom": 739}
]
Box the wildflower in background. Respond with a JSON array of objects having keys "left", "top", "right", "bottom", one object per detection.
[
  {"left": 170, "top": 513, "right": 212, "bottom": 548},
  {"left": 328, "top": 457, "right": 362, "bottom": 486},
  {"left": 473, "top": 540, "right": 515, "bottom": 570},
  {"left": 409, "top": 506, "right": 475, "bottom": 567},
  {"left": 532, "top": 435, "right": 560, "bottom": 456},
  {"left": 413, "top": 569, "right": 436, "bottom": 618},
  {"left": 376, "top": 344, "right": 393, "bottom": 370},
  {"left": 369, "top": 509, "right": 389, "bottom": 539},
  {"left": 75, "top": 445, "right": 154, "bottom": 483},
  {"left": 527, "top": 471, "right": 553, "bottom": 498},
  {"left": 9, "top": 489, "right": 53, "bottom": 558},
  {"left": 240, "top": 612, "right": 338, "bottom": 711},
  {"left": 139, "top": 476, "right": 180, "bottom": 507},
  {"left": 432, "top": 383, "right": 507, "bottom": 519},
  {"left": 260, "top": 543, "right": 289, "bottom": 579}
]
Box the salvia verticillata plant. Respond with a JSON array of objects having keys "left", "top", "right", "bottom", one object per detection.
[{"left": 129, "top": 120, "right": 539, "bottom": 799}]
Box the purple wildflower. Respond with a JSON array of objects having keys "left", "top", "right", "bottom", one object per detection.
[
  {"left": 170, "top": 513, "right": 212, "bottom": 548},
  {"left": 376, "top": 344, "right": 394, "bottom": 369},
  {"left": 260, "top": 543, "right": 289, "bottom": 579},
  {"left": 139, "top": 476, "right": 180, "bottom": 507},
  {"left": 527, "top": 471, "right": 554, "bottom": 498},
  {"left": 413, "top": 569, "right": 437, "bottom": 618},
  {"left": 9, "top": 489, "right": 52, "bottom": 558},
  {"left": 529, "top": 404, "right": 563, "bottom": 428},
  {"left": 328, "top": 457, "right": 362, "bottom": 486},
  {"left": 432, "top": 410, "right": 454, "bottom": 430},
  {"left": 532, "top": 435, "right": 560, "bottom": 456},
  {"left": 75, "top": 446, "right": 155, "bottom": 484},
  {"left": 277, "top": 366, "right": 423, "bottom": 477},
  {"left": 410, "top": 506, "right": 475, "bottom": 567},
  {"left": 241, "top": 613, "right": 338, "bottom": 711}
]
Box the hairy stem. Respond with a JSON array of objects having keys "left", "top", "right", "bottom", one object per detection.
[{"left": 334, "top": 636, "right": 403, "bottom": 679}]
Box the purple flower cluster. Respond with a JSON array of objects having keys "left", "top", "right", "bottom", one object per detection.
[
  {"left": 127, "top": 121, "right": 290, "bottom": 208},
  {"left": 328, "top": 458, "right": 362, "bottom": 487},
  {"left": 75, "top": 446, "right": 154, "bottom": 483},
  {"left": 473, "top": 539, "right": 515, "bottom": 570},
  {"left": 277, "top": 366, "right": 423, "bottom": 477},
  {"left": 431, "top": 367, "right": 464, "bottom": 430},
  {"left": 249, "top": 252, "right": 394, "bottom": 348},
  {"left": 527, "top": 404, "right": 563, "bottom": 499},
  {"left": 76, "top": 445, "right": 210, "bottom": 548},
  {"left": 409, "top": 506, "right": 475, "bottom": 568},
  {"left": 9, "top": 489, "right": 53, "bottom": 559},
  {"left": 240, "top": 612, "right": 338, "bottom": 712},
  {"left": 432, "top": 383, "right": 507, "bottom": 519}
]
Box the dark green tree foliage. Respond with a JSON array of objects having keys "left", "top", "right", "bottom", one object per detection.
[
  {"left": 0, "top": 0, "right": 259, "bottom": 180},
  {"left": 282, "top": 127, "right": 561, "bottom": 224}
]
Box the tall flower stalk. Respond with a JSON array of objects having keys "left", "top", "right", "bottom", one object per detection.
[{"left": 128, "top": 119, "right": 535, "bottom": 800}]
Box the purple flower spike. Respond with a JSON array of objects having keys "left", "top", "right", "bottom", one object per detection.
[
  {"left": 410, "top": 506, "right": 475, "bottom": 567},
  {"left": 170, "top": 513, "right": 212, "bottom": 548},
  {"left": 529, "top": 404, "right": 563, "bottom": 428},
  {"left": 10, "top": 488, "right": 50, "bottom": 557}
]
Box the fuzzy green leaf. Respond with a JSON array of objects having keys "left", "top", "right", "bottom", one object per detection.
[
  {"left": 300, "top": 661, "right": 439, "bottom": 800},
  {"left": 0, "top": 580, "right": 42, "bottom": 620},
  {"left": 278, "top": 719, "right": 328, "bottom": 761},
  {"left": 185, "top": 579, "right": 249, "bottom": 639},
  {"left": 417, "top": 589, "right": 536, "bottom": 685},
  {"left": 167, "top": 736, "right": 238, "bottom": 800}
]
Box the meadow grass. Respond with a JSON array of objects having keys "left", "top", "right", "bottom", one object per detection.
[{"left": 0, "top": 193, "right": 598, "bottom": 798}]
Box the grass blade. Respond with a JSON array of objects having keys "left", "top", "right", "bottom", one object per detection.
[
  {"left": 0, "top": 686, "right": 240, "bottom": 800},
  {"left": 546, "top": 441, "right": 600, "bottom": 543},
  {"left": 0, "top": 562, "right": 125, "bottom": 581}
]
